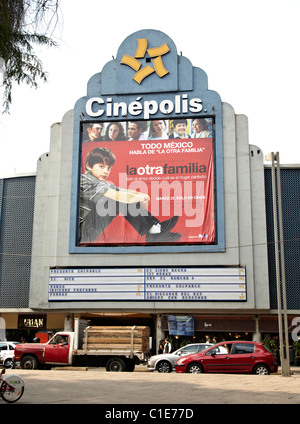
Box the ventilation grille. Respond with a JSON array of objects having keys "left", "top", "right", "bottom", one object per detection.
[
  {"left": 265, "top": 168, "right": 300, "bottom": 309},
  {"left": 0, "top": 176, "right": 36, "bottom": 307}
]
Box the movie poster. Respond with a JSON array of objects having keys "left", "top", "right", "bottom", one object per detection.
[{"left": 78, "top": 118, "right": 215, "bottom": 245}]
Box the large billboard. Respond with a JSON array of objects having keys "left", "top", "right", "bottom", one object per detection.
[{"left": 78, "top": 117, "right": 215, "bottom": 246}]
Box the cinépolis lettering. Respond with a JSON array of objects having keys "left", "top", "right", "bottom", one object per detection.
[
  {"left": 126, "top": 162, "right": 206, "bottom": 176},
  {"left": 85, "top": 94, "right": 202, "bottom": 119}
]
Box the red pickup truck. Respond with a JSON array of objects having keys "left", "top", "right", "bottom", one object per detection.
[
  {"left": 14, "top": 323, "right": 150, "bottom": 372},
  {"left": 14, "top": 332, "right": 73, "bottom": 369}
]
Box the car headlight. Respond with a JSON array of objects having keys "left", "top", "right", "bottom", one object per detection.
[{"left": 176, "top": 358, "right": 186, "bottom": 365}]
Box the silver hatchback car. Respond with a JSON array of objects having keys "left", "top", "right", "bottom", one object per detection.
[{"left": 147, "top": 343, "right": 213, "bottom": 373}]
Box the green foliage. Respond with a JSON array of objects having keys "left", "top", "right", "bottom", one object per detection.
[
  {"left": 293, "top": 340, "right": 300, "bottom": 358},
  {"left": 0, "top": 0, "right": 59, "bottom": 113},
  {"left": 262, "top": 336, "right": 279, "bottom": 354}
]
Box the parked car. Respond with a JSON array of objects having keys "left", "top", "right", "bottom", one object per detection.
[
  {"left": 175, "top": 341, "right": 278, "bottom": 375},
  {"left": 0, "top": 341, "right": 20, "bottom": 368},
  {"left": 148, "top": 343, "right": 213, "bottom": 373}
]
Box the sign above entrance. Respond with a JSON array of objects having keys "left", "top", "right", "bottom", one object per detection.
[
  {"left": 48, "top": 267, "right": 246, "bottom": 302},
  {"left": 18, "top": 314, "right": 46, "bottom": 329}
]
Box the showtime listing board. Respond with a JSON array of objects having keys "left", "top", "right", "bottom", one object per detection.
[
  {"left": 78, "top": 117, "right": 215, "bottom": 246},
  {"left": 48, "top": 267, "right": 247, "bottom": 302}
]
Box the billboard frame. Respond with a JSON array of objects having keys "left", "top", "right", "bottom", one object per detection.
[{"left": 69, "top": 97, "right": 225, "bottom": 254}]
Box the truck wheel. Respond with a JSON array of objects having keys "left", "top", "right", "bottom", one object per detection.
[
  {"left": 20, "top": 355, "right": 38, "bottom": 370},
  {"left": 106, "top": 357, "right": 126, "bottom": 372}
]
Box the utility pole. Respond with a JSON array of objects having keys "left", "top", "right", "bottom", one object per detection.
[{"left": 265, "top": 152, "right": 290, "bottom": 376}]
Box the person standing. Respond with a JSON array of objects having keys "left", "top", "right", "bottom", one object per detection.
[
  {"left": 158, "top": 339, "right": 164, "bottom": 354},
  {"left": 163, "top": 338, "right": 172, "bottom": 353}
]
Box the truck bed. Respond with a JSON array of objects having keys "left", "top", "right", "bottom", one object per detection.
[{"left": 79, "top": 326, "right": 151, "bottom": 360}]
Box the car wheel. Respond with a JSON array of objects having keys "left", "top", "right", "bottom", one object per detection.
[
  {"left": 253, "top": 364, "right": 270, "bottom": 375},
  {"left": 157, "top": 360, "right": 172, "bottom": 373},
  {"left": 4, "top": 358, "right": 14, "bottom": 369},
  {"left": 186, "top": 363, "right": 203, "bottom": 374}
]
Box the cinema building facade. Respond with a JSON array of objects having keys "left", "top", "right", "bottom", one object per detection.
[{"left": 1, "top": 30, "right": 299, "bottom": 350}]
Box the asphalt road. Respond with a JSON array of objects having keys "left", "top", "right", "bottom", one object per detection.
[{"left": 1, "top": 366, "right": 300, "bottom": 406}]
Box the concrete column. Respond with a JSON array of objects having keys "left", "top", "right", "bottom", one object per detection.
[
  {"left": 155, "top": 314, "right": 164, "bottom": 354},
  {"left": 64, "top": 313, "right": 74, "bottom": 332},
  {"left": 252, "top": 315, "right": 261, "bottom": 342}
]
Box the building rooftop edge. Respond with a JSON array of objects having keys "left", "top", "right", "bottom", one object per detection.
[{"left": 0, "top": 171, "right": 36, "bottom": 180}]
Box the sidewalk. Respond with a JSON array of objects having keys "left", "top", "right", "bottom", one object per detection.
[{"left": 2, "top": 366, "right": 300, "bottom": 404}]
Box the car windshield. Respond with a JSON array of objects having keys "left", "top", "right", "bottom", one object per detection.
[
  {"left": 199, "top": 344, "right": 211, "bottom": 351},
  {"left": 50, "top": 335, "right": 62, "bottom": 344},
  {"left": 206, "top": 344, "right": 231, "bottom": 355},
  {"left": 178, "top": 345, "right": 198, "bottom": 355}
]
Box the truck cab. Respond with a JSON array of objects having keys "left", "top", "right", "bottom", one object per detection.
[
  {"left": 43, "top": 332, "right": 73, "bottom": 365},
  {"left": 14, "top": 332, "right": 74, "bottom": 369}
]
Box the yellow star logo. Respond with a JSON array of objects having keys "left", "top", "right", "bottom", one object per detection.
[{"left": 121, "top": 39, "right": 170, "bottom": 84}]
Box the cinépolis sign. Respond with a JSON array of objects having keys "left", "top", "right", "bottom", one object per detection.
[{"left": 85, "top": 93, "right": 203, "bottom": 119}]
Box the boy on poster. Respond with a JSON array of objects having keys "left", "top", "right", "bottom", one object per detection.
[{"left": 79, "top": 147, "right": 180, "bottom": 244}]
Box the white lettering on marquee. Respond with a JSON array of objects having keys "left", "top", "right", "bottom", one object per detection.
[{"left": 85, "top": 94, "right": 203, "bottom": 119}]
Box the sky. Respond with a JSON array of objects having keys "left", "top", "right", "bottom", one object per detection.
[{"left": 0, "top": 0, "right": 299, "bottom": 177}]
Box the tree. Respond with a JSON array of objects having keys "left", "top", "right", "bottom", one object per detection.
[{"left": 0, "top": 0, "right": 60, "bottom": 113}]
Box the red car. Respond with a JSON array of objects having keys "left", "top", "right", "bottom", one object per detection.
[{"left": 175, "top": 341, "right": 278, "bottom": 375}]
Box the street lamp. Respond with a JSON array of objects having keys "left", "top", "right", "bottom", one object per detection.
[{"left": 265, "top": 152, "right": 290, "bottom": 376}]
